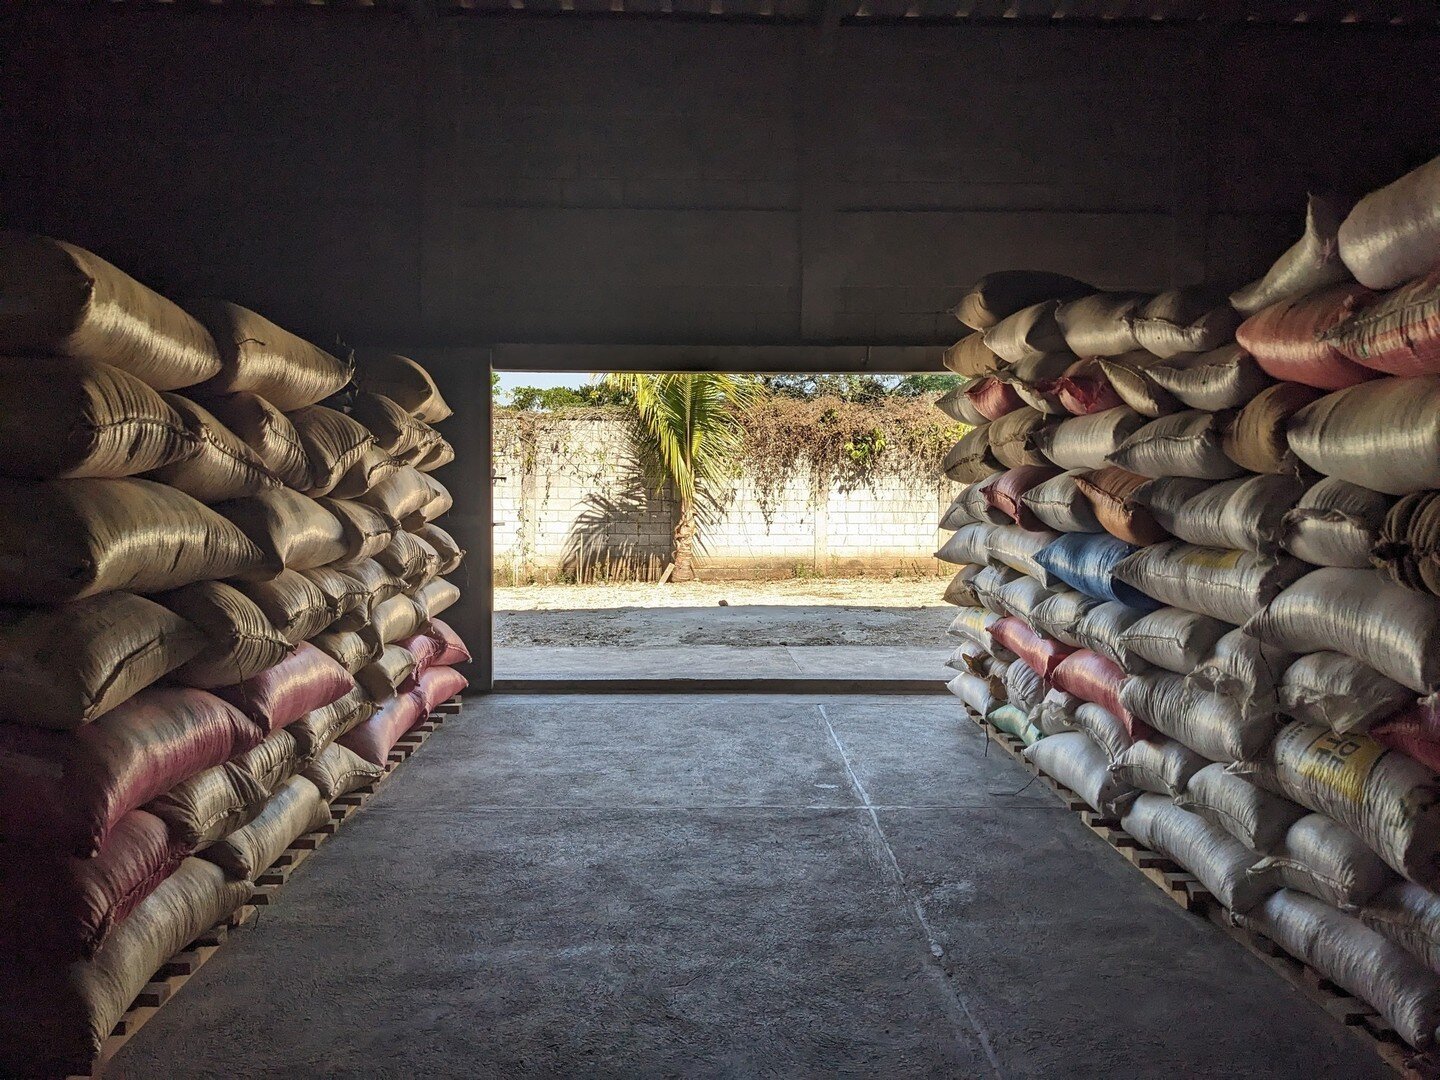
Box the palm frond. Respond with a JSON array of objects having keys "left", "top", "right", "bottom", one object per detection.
[{"left": 602, "top": 372, "right": 761, "bottom": 508}]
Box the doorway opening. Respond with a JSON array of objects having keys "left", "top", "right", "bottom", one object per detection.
[{"left": 489, "top": 365, "right": 964, "bottom": 691}]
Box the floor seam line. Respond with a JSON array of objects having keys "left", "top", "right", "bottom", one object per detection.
[{"left": 816, "top": 703, "right": 1005, "bottom": 1078}]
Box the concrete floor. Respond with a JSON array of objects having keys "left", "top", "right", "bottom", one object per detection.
[
  {"left": 495, "top": 602, "right": 953, "bottom": 649},
  {"left": 495, "top": 643, "right": 949, "bottom": 684},
  {"left": 115, "top": 694, "right": 1388, "bottom": 1079}
]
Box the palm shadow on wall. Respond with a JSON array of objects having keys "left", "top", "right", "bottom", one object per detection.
[{"left": 559, "top": 454, "right": 673, "bottom": 583}]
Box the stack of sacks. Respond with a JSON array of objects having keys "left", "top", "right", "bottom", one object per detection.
[
  {"left": 0, "top": 233, "right": 471, "bottom": 1076},
  {"left": 936, "top": 153, "right": 1440, "bottom": 1053}
]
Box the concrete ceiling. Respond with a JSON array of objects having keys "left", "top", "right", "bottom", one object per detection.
[{"left": 35, "top": 0, "right": 1440, "bottom": 22}]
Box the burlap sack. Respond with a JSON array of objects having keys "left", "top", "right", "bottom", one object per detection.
[
  {"left": 189, "top": 299, "right": 351, "bottom": 411},
  {"left": 1054, "top": 291, "right": 1147, "bottom": 357},
  {"left": 408, "top": 472, "right": 453, "bottom": 528},
  {"left": 415, "top": 522, "right": 464, "bottom": 575},
  {"left": 1145, "top": 344, "right": 1273, "bottom": 412},
  {"left": 1288, "top": 375, "right": 1440, "bottom": 495},
  {"left": 982, "top": 301, "right": 1068, "bottom": 365},
  {"left": 288, "top": 404, "right": 383, "bottom": 499},
  {"left": 375, "top": 531, "right": 441, "bottom": 590},
  {"left": 215, "top": 488, "right": 349, "bottom": 575},
  {"left": 0, "top": 357, "right": 195, "bottom": 479},
  {"left": 1338, "top": 153, "right": 1440, "bottom": 289},
  {"left": 1240, "top": 889, "right": 1440, "bottom": 1050},
  {"left": 333, "top": 557, "right": 405, "bottom": 617},
  {"left": 1121, "top": 794, "right": 1269, "bottom": 913},
  {"left": 988, "top": 406, "right": 1053, "bottom": 469},
  {"left": 0, "top": 687, "right": 262, "bottom": 856},
  {"left": 230, "top": 728, "right": 302, "bottom": 794},
  {"left": 0, "top": 593, "right": 205, "bottom": 728},
  {"left": 155, "top": 581, "right": 294, "bottom": 690},
  {"left": 146, "top": 393, "right": 279, "bottom": 503},
  {"left": 0, "top": 858, "right": 249, "bottom": 1076},
  {"left": 311, "top": 629, "right": 383, "bottom": 674},
  {"left": 414, "top": 577, "right": 459, "bottom": 619},
  {"left": 303, "top": 740, "right": 385, "bottom": 800},
  {"left": 1236, "top": 284, "right": 1378, "bottom": 389},
  {"left": 348, "top": 391, "right": 432, "bottom": 457},
  {"left": 356, "top": 644, "right": 419, "bottom": 703},
  {"left": 366, "top": 593, "right": 428, "bottom": 646},
  {"left": 289, "top": 686, "right": 376, "bottom": 768},
  {"left": 320, "top": 497, "right": 396, "bottom": 563},
  {"left": 213, "top": 642, "right": 355, "bottom": 733},
  {"left": 1131, "top": 287, "right": 1243, "bottom": 358},
  {"left": 338, "top": 686, "right": 427, "bottom": 766},
  {"left": 0, "top": 477, "right": 266, "bottom": 602},
  {"left": 229, "top": 569, "right": 334, "bottom": 644},
  {"left": 936, "top": 384, "right": 987, "bottom": 424},
  {"left": 412, "top": 432, "right": 454, "bottom": 473},
  {"left": 297, "top": 565, "right": 369, "bottom": 628},
  {"left": 951, "top": 270, "right": 1091, "bottom": 331},
  {"left": 202, "top": 391, "right": 312, "bottom": 489},
  {"left": 0, "top": 232, "right": 221, "bottom": 390},
  {"left": 355, "top": 465, "right": 433, "bottom": 526},
  {"left": 201, "top": 775, "right": 331, "bottom": 881},
  {"left": 145, "top": 759, "right": 271, "bottom": 850},
  {"left": 1280, "top": 477, "right": 1393, "bottom": 569},
  {"left": 1230, "top": 194, "right": 1353, "bottom": 315},
  {"left": 352, "top": 350, "right": 452, "bottom": 423},
  {"left": 1096, "top": 350, "right": 1180, "bottom": 418},
  {"left": 1221, "top": 381, "right": 1324, "bottom": 475},
  {"left": 941, "top": 333, "right": 1004, "bottom": 378},
  {"left": 0, "top": 808, "right": 185, "bottom": 964}
]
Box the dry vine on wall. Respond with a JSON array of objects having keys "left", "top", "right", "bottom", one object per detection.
[{"left": 738, "top": 395, "right": 966, "bottom": 524}]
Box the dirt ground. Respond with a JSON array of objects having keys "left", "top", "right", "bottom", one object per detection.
[{"left": 494, "top": 577, "right": 952, "bottom": 648}]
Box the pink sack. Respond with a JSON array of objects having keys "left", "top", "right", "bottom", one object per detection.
[
  {"left": 0, "top": 687, "right": 262, "bottom": 857},
  {"left": 1323, "top": 268, "right": 1440, "bottom": 377},
  {"left": 984, "top": 465, "right": 1063, "bottom": 532},
  {"left": 426, "top": 618, "right": 471, "bottom": 667},
  {"left": 338, "top": 688, "right": 426, "bottom": 766},
  {"left": 416, "top": 665, "right": 468, "bottom": 713},
  {"left": 1371, "top": 699, "right": 1440, "bottom": 773},
  {"left": 1055, "top": 356, "right": 1125, "bottom": 415},
  {"left": 988, "top": 616, "right": 1074, "bottom": 682},
  {"left": 965, "top": 376, "right": 1026, "bottom": 421},
  {"left": 1051, "top": 650, "right": 1143, "bottom": 735},
  {"left": 212, "top": 642, "right": 355, "bottom": 733},
  {"left": 397, "top": 631, "right": 444, "bottom": 675},
  {"left": 1236, "top": 283, "right": 1379, "bottom": 389},
  {"left": 0, "top": 809, "right": 186, "bottom": 962}
]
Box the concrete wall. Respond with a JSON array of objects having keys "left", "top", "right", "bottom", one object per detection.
[
  {"left": 494, "top": 412, "right": 954, "bottom": 581},
  {"left": 2, "top": 12, "right": 1438, "bottom": 354}
]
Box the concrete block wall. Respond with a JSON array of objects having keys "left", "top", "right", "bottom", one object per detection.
[{"left": 494, "top": 412, "right": 956, "bottom": 581}]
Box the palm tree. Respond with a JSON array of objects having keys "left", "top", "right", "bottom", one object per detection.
[{"left": 602, "top": 372, "right": 760, "bottom": 583}]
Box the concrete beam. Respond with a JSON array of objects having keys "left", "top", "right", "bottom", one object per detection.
[{"left": 407, "top": 343, "right": 948, "bottom": 373}]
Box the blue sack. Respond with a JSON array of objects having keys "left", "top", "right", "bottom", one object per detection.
[{"left": 1035, "top": 533, "right": 1161, "bottom": 610}]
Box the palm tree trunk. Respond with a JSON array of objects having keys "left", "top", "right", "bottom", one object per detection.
[{"left": 672, "top": 495, "right": 697, "bottom": 583}]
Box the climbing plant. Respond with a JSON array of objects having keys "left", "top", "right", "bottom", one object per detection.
[{"left": 738, "top": 394, "right": 967, "bottom": 522}]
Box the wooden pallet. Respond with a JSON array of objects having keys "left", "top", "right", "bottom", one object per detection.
[
  {"left": 71, "top": 697, "right": 463, "bottom": 1079},
  {"left": 971, "top": 713, "right": 1440, "bottom": 1080}
]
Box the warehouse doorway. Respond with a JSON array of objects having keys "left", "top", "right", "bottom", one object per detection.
[{"left": 484, "top": 350, "right": 959, "bottom": 692}]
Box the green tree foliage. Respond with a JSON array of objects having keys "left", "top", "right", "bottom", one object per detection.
[
  {"left": 506, "top": 382, "right": 633, "bottom": 411},
  {"left": 501, "top": 373, "right": 959, "bottom": 410},
  {"left": 602, "top": 372, "right": 761, "bottom": 583},
  {"left": 761, "top": 373, "right": 960, "bottom": 401}
]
